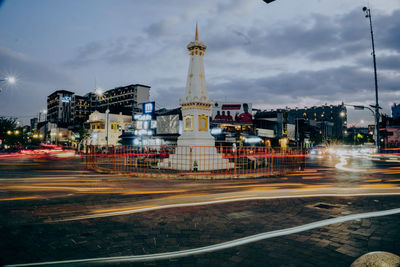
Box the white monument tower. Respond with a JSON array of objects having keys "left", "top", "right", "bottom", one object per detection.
[{"left": 159, "top": 25, "right": 234, "bottom": 171}]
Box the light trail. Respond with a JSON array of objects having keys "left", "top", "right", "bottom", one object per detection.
[
  {"left": 334, "top": 156, "right": 366, "bottom": 172},
  {"left": 0, "top": 196, "right": 40, "bottom": 201},
  {"left": 54, "top": 191, "right": 400, "bottom": 222},
  {"left": 8, "top": 207, "right": 400, "bottom": 266},
  {"left": 213, "top": 194, "right": 256, "bottom": 200}
]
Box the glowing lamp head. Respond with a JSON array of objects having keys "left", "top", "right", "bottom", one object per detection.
[
  {"left": 7, "top": 76, "right": 16, "bottom": 84},
  {"left": 95, "top": 88, "right": 103, "bottom": 96}
]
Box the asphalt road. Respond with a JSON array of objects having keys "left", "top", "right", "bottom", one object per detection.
[{"left": 0, "top": 153, "right": 399, "bottom": 266}]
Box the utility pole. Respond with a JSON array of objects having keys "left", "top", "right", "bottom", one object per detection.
[{"left": 363, "top": 6, "right": 380, "bottom": 152}]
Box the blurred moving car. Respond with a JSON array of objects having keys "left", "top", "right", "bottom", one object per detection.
[
  {"left": 0, "top": 144, "right": 77, "bottom": 159},
  {"left": 309, "top": 145, "right": 327, "bottom": 155}
]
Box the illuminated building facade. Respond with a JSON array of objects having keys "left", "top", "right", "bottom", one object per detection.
[
  {"left": 46, "top": 84, "right": 150, "bottom": 128},
  {"left": 254, "top": 103, "right": 347, "bottom": 146},
  {"left": 47, "top": 90, "right": 75, "bottom": 126},
  {"left": 87, "top": 111, "right": 132, "bottom": 146},
  {"left": 95, "top": 84, "right": 150, "bottom": 114}
]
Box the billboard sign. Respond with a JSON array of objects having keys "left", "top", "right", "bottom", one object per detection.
[
  {"left": 143, "top": 101, "right": 155, "bottom": 114},
  {"left": 156, "top": 114, "right": 180, "bottom": 134},
  {"left": 212, "top": 102, "right": 252, "bottom": 123},
  {"left": 61, "top": 96, "right": 72, "bottom": 103}
]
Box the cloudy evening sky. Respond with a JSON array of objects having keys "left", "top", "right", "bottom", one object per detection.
[{"left": 0, "top": 0, "right": 399, "bottom": 125}]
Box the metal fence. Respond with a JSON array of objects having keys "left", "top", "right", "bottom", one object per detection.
[{"left": 85, "top": 145, "right": 305, "bottom": 179}]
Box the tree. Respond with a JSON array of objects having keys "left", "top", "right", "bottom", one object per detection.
[{"left": 0, "top": 117, "right": 17, "bottom": 147}]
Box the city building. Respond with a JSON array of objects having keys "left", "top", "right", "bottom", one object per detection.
[
  {"left": 253, "top": 109, "right": 296, "bottom": 146},
  {"left": 46, "top": 84, "right": 150, "bottom": 128},
  {"left": 254, "top": 103, "right": 347, "bottom": 146},
  {"left": 47, "top": 90, "right": 75, "bottom": 127},
  {"left": 30, "top": 118, "right": 38, "bottom": 130},
  {"left": 87, "top": 111, "right": 132, "bottom": 146},
  {"left": 286, "top": 104, "right": 347, "bottom": 138},
  {"left": 74, "top": 95, "right": 90, "bottom": 125},
  {"left": 96, "top": 84, "right": 150, "bottom": 114},
  {"left": 392, "top": 103, "right": 400, "bottom": 120},
  {"left": 210, "top": 102, "right": 255, "bottom": 146}
]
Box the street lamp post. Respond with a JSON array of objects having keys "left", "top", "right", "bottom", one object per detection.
[{"left": 363, "top": 6, "right": 380, "bottom": 152}]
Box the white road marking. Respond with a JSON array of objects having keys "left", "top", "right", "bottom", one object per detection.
[
  {"left": 7, "top": 207, "right": 400, "bottom": 266},
  {"left": 53, "top": 192, "right": 400, "bottom": 222}
]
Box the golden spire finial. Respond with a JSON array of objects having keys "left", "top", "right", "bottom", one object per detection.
[{"left": 195, "top": 23, "right": 199, "bottom": 41}]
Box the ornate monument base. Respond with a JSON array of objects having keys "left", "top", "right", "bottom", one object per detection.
[{"left": 158, "top": 141, "right": 235, "bottom": 171}]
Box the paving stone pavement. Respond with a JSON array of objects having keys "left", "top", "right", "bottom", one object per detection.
[{"left": 0, "top": 195, "right": 399, "bottom": 266}]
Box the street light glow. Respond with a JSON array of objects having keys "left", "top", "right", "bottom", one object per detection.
[
  {"left": 95, "top": 88, "right": 103, "bottom": 96},
  {"left": 6, "top": 76, "right": 16, "bottom": 84}
]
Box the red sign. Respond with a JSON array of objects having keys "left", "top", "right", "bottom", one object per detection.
[{"left": 221, "top": 104, "right": 241, "bottom": 110}]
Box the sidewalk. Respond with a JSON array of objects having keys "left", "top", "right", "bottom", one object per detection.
[{"left": 1, "top": 195, "right": 399, "bottom": 266}]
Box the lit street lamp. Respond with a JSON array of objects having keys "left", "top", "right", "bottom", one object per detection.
[
  {"left": 0, "top": 76, "right": 16, "bottom": 93},
  {"left": 362, "top": 6, "right": 381, "bottom": 152}
]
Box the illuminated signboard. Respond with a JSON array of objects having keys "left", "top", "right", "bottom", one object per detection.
[
  {"left": 134, "top": 114, "right": 152, "bottom": 121},
  {"left": 143, "top": 102, "right": 155, "bottom": 114},
  {"left": 61, "top": 96, "right": 72, "bottom": 103}
]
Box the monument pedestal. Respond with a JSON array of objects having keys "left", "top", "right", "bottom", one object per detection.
[{"left": 158, "top": 137, "right": 234, "bottom": 171}]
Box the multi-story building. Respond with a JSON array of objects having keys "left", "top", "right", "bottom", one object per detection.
[
  {"left": 254, "top": 103, "right": 347, "bottom": 146},
  {"left": 86, "top": 111, "right": 133, "bottom": 146},
  {"left": 96, "top": 84, "right": 150, "bottom": 115},
  {"left": 74, "top": 95, "right": 90, "bottom": 125},
  {"left": 392, "top": 103, "right": 400, "bottom": 120},
  {"left": 46, "top": 84, "right": 150, "bottom": 128},
  {"left": 47, "top": 90, "right": 75, "bottom": 127},
  {"left": 286, "top": 103, "right": 347, "bottom": 138}
]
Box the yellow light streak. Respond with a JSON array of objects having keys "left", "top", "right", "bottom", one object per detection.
[
  {"left": 246, "top": 187, "right": 280, "bottom": 191},
  {"left": 301, "top": 176, "right": 325, "bottom": 180},
  {"left": 0, "top": 163, "right": 39, "bottom": 166},
  {"left": 362, "top": 179, "right": 382, "bottom": 183},
  {"left": 216, "top": 183, "right": 304, "bottom": 189},
  {"left": 0, "top": 196, "right": 40, "bottom": 201},
  {"left": 92, "top": 205, "right": 156, "bottom": 214},
  {"left": 359, "top": 184, "right": 398, "bottom": 188},
  {"left": 162, "top": 193, "right": 208, "bottom": 199},
  {"left": 4, "top": 185, "right": 112, "bottom": 191},
  {"left": 213, "top": 194, "right": 256, "bottom": 200},
  {"left": 39, "top": 170, "right": 92, "bottom": 173},
  {"left": 122, "top": 190, "right": 187, "bottom": 195}
]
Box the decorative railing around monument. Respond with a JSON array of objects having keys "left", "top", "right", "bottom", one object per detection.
[{"left": 85, "top": 145, "right": 305, "bottom": 179}]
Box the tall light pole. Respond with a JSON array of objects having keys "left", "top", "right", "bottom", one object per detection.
[{"left": 363, "top": 6, "right": 380, "bottom": 152}]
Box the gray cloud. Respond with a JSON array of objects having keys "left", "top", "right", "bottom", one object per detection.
[
  {"left": 0, "top": 46, "right": 75, "bottom": 122},
  {"left": 66, "top": 36, "right": 154, "bottom": 67},
  {"left": 0, "top": 46, "right": 73, "bottom": 86},
  {"left": 65, "top": 41, "right": 103, "bottom": 67},
  {"left": 206, "top": 7, "right": 400, "bottom": 64},
  {"left": 204, "top": 65, "right": 397, "bottom": 109},
  {"left": 144, "top": 17, "right": 179, "bottom": 38}
]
